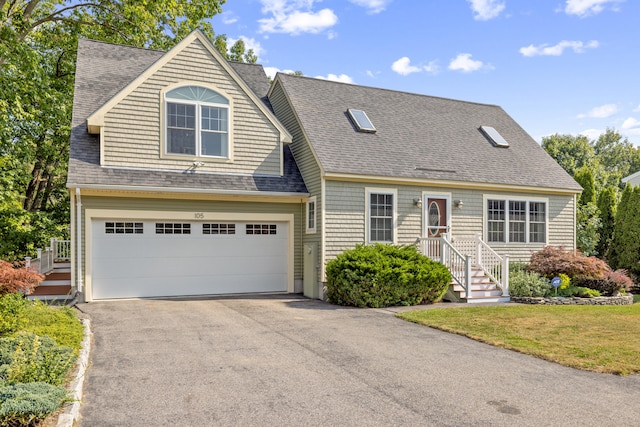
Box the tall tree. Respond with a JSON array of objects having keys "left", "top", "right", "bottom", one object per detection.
[
  {"left": 542, "top": 133, "right": 596, "bottom": 178},
  {"left": 608, "top": 185, "right": 640, "bottom": 277},
  {"left": 596, "top": 186, "right": 617, "bottom": 259},
  {"left": 574, "top": 166, "right": 596, "bottom": 205}
]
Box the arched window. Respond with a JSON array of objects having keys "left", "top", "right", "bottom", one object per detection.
[{"left": 165, "top": 86, "right": 229, "bottom": 158}]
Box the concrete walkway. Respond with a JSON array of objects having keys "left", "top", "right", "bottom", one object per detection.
[{"left": 77, "top": 296, "right": 640, "bottom": 426}]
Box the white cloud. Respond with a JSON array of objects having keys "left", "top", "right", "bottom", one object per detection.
[
  {"left": 391, "top": 57, "right": 439, "bottom": 76},
  {"left": 633, "top": 104, "right": 640, "bottom": 113},
  {"left": 391, "top": 57, "right": 422, "bottom": 76},
  {"left": 258, "top": 0, "right": 338, "bottom": 35},
  {"left": 315, "top": 73, "right": 354, "bottom": 84},
  {"left": 448, "top": 53, "right": 492, "bottom": 73},
  {"left": 349, "top": 0, "right": 391, "bottom": 14},
  {"left": 263, "top": 66, "right": 297, "bottom": 80},
  {"left": 519, "top": 40, "right": 599, "bottom": 56},
  {"left": 222, "top": 12, "right": 238, "bottom": 25},
  {"left": 577, "top": 103, "right": 619, "bottom": 119},
  {"left": 622, "top": 117, "right": 640, "bottom": 130},
  {"left": 564, "top": 0, "right": 624, "bottom": 17},
  {"left": 579, "top": 128, "right": 604, "bottom": 140},
  {"left": 227, "top": 36, "right": 265, "bottom": 58},
  {"left": 423, "top": 60, "right": 439, "bottom": 74},
  {"left": 467, "top": 0, "right": 505, "bottom": 20}
]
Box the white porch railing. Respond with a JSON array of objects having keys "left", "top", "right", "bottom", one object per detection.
[
  {"left": 24, "top": 238, "right": 71, "bottom": 275},
  {"left": 53, "top": 238, "right": 71, "bottom": 261},
  {"left": 452, "top": 234, "right": 509, "bottom": 297},
  {"left": 419, "top": 235, "right": 471, "bottom": 297}
]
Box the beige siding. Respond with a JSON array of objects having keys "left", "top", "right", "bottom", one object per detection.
[
  {"left": 103, "top": 39, "right": 281, "bottom": 176},
  {"left": 324, "top": 180, "right": 576, "bottom": 264},
  {"left": 269, "top": 82, "right": 323, "bottom": 282},
  {"left": 78, "top": 195, "right": 303, "bottom": 283}
]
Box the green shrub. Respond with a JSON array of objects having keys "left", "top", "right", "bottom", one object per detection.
[
  {"left": 0, "top": 293, "right": 28, "bottom": 335},
  {"left": 557, "top": 286, "right": 601, "bottom": 298},
  {"left": 573, "top": 269, "right": 633, "bottom": 296},
  {"left": 21, "top": 302, "right": 84, "bottom": 351},
  {"left": 527, "top": 246, "right": 609, "bottom": 279},
  {"left": 509, "top": 270, "right": 551, "bottom": 297},
  {"left": 0, "top": 332, "right": 76, "bottom": 386},
  {"left": 326, "top": 243, "right": 452, "bottom": 308},
  {"left": 0, "top": 382, "right": 67, "bottom": 426}
]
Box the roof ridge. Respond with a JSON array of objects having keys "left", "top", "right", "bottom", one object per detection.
[
  {"left": 277, "top": 72, "right": 502, "bottom": 109},
  {"left": 78, "top": 37, "right": 166, "bottom": 53}
]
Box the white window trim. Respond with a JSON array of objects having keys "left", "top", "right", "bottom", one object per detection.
[
  {"left": 365, "top": 187, "right": 398, "bottom": 244},
  {"left": 483, "top": 195, "right": 549, "bottom": 244},
  {"left": 306, "top": 196, "right": 317, "bottom": 234},
  {"left": 159, "top": 82, "right": 234, "bottom": 163}
]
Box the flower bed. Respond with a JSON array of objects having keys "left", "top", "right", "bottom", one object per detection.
[{"left": 512, "top": 295, "right": 633, "bottom": 305}]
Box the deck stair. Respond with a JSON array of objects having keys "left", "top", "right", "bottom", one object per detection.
[
  {"left": 446, "top": 267, "right": 509, "bottom": 303},
  {"left": 28, "top": 261, "right": 74, "bottom": 303}
]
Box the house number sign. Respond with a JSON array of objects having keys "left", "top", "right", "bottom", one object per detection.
[{"left": 194, "top": 212, "right": 204, "bottom": 219}]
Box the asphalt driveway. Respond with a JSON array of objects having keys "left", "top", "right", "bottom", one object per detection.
[{"left": 77, "top": 296, "right": 640, "bottom": 426}]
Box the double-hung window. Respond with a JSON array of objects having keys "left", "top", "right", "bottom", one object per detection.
[
  {"left": 165, "top": 86, "right": 229, "bottom": 158},
  {"left": 486, "top": 198, "right": 547, "bottom": 243},
  {"left": 367, "top": 189, "right": 396, "bottom": 243}
]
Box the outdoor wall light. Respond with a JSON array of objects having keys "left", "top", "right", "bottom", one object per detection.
[
  {"left": 454, "top": 199, "right": 464, "bottom": 209},
  {"left": 413, "top": 198, "right": 423, "bottom": 208}
]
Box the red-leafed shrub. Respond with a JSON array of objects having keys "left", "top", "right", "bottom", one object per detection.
[
  {"left": 0, "top": 260, "right": 44, "bottom": 295},
  {"left": 526, "top": 246, "right": 609, "bottom": 279},
  {"left": 573, "top": 269, "right": 634, "bottom": 296}
]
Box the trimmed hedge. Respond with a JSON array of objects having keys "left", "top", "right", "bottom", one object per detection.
[{"left": 326, "top": 243, "right": 452, "bottom": 308}]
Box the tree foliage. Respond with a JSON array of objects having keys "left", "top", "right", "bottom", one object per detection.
[
  {"left": 596, "top": 186, "right": 616, "bottom": 259},
  {"left": 1, "top": 1, "right": 255, "bottom": 260},
  {"left": 608, "top": 185, "right": 640, "bottom": 277},
  {"left": 542, "top": 130, "right": 640, "bottom": 262}
]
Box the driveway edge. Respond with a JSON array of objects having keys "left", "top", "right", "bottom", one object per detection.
[{"left": 57, "top": 318, "right": 92, "bottom": 427}]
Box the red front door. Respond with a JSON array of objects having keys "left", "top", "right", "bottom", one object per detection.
[{"left": 426, "top": 198, "right": 448, "bottom": 237}]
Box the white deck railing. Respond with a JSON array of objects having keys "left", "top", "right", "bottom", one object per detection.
[
  {"left": 419, "top": 235, "right": 471, "bottom": 297},
  {"left": 25, "top": 238, "right": 71, "bottom": 275},
  {"left": 452, "top": 234, "right": 509, "bottom": 297},
  {"left": 53, "top": 238, "right": 71, "bottom": 261}
]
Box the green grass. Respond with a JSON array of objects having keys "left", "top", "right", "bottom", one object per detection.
[
  {"left": 20, "top": 301, "right": 84, "bottom": 351},
  {"left": 397, "top": 303, "right": 640, "bottom": 375}
]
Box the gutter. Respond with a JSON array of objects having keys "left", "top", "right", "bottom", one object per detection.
[
  {"left": 75, "top": 188, "right": 83, "bottom": 294},
  {"left": 66, "top": 183, "right": 309, "bottom": 199}
]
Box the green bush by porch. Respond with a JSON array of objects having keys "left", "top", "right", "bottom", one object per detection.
[{"left": 326, "top": 243, "right": 452, "bottom": 308}]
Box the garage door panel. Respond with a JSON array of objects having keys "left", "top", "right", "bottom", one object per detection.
[{"left": 91, "top": 219, "right": 289, "bottom": 299}]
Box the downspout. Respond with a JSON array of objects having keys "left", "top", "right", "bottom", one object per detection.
[{"left": 76, "top": 188, "right": 83, "bottom": 294}]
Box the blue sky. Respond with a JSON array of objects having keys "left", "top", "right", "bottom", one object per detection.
[{"left": 212, "top": 0, "right": 640, "bottom": 145}]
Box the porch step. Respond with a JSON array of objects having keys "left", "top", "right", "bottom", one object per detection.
[
  {"left": 30, "top": 260, "right": 73, "bottom": 301},
  {"left": 446, "top": 267, "right": 509, "bottom": 303}
]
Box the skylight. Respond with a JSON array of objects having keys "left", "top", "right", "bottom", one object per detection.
[
  {"left": 348, "top": 109, "right": 376, "bottom": 133},
  {"left": 480, "top": 126, "right": 509, "bottom": 147}
]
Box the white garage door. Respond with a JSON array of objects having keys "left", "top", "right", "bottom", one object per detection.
[{"left": 91, "top": 219, "right": 289, "bottom": 299}]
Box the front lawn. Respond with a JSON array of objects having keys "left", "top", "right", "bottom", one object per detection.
[{"left": 397, "top": 303, "right": 640, "bottom": 375}]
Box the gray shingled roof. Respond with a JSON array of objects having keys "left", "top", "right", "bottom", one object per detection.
[
  {"left": 275, "top": 73, "right": 581, "bottom": 192},
  {"left": 68, "top": 39, "right": 307, "bottom": 195}
]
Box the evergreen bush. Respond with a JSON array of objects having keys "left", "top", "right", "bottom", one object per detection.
[
  {"left": 508, "top": 270, "right": 551, "bottom": 297},
  {"left": 0, "top": 332, "right": 76, "bottom": 386},
  {"left": 0, "top": 293, "right": 28, "bottom": 335},
  {"left": 0, "top": 382, "right": 67, "bottom": 426},
  {"left": 326, "top": 243, "right": 451, "bottom": 308}
]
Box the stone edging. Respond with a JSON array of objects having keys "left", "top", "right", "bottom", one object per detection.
[
  {"left": 511, "top": 295, "right": 633, "bottom": 305},
  {"left": 57, "top": 318, "right": 91, "bottom": 427}
]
